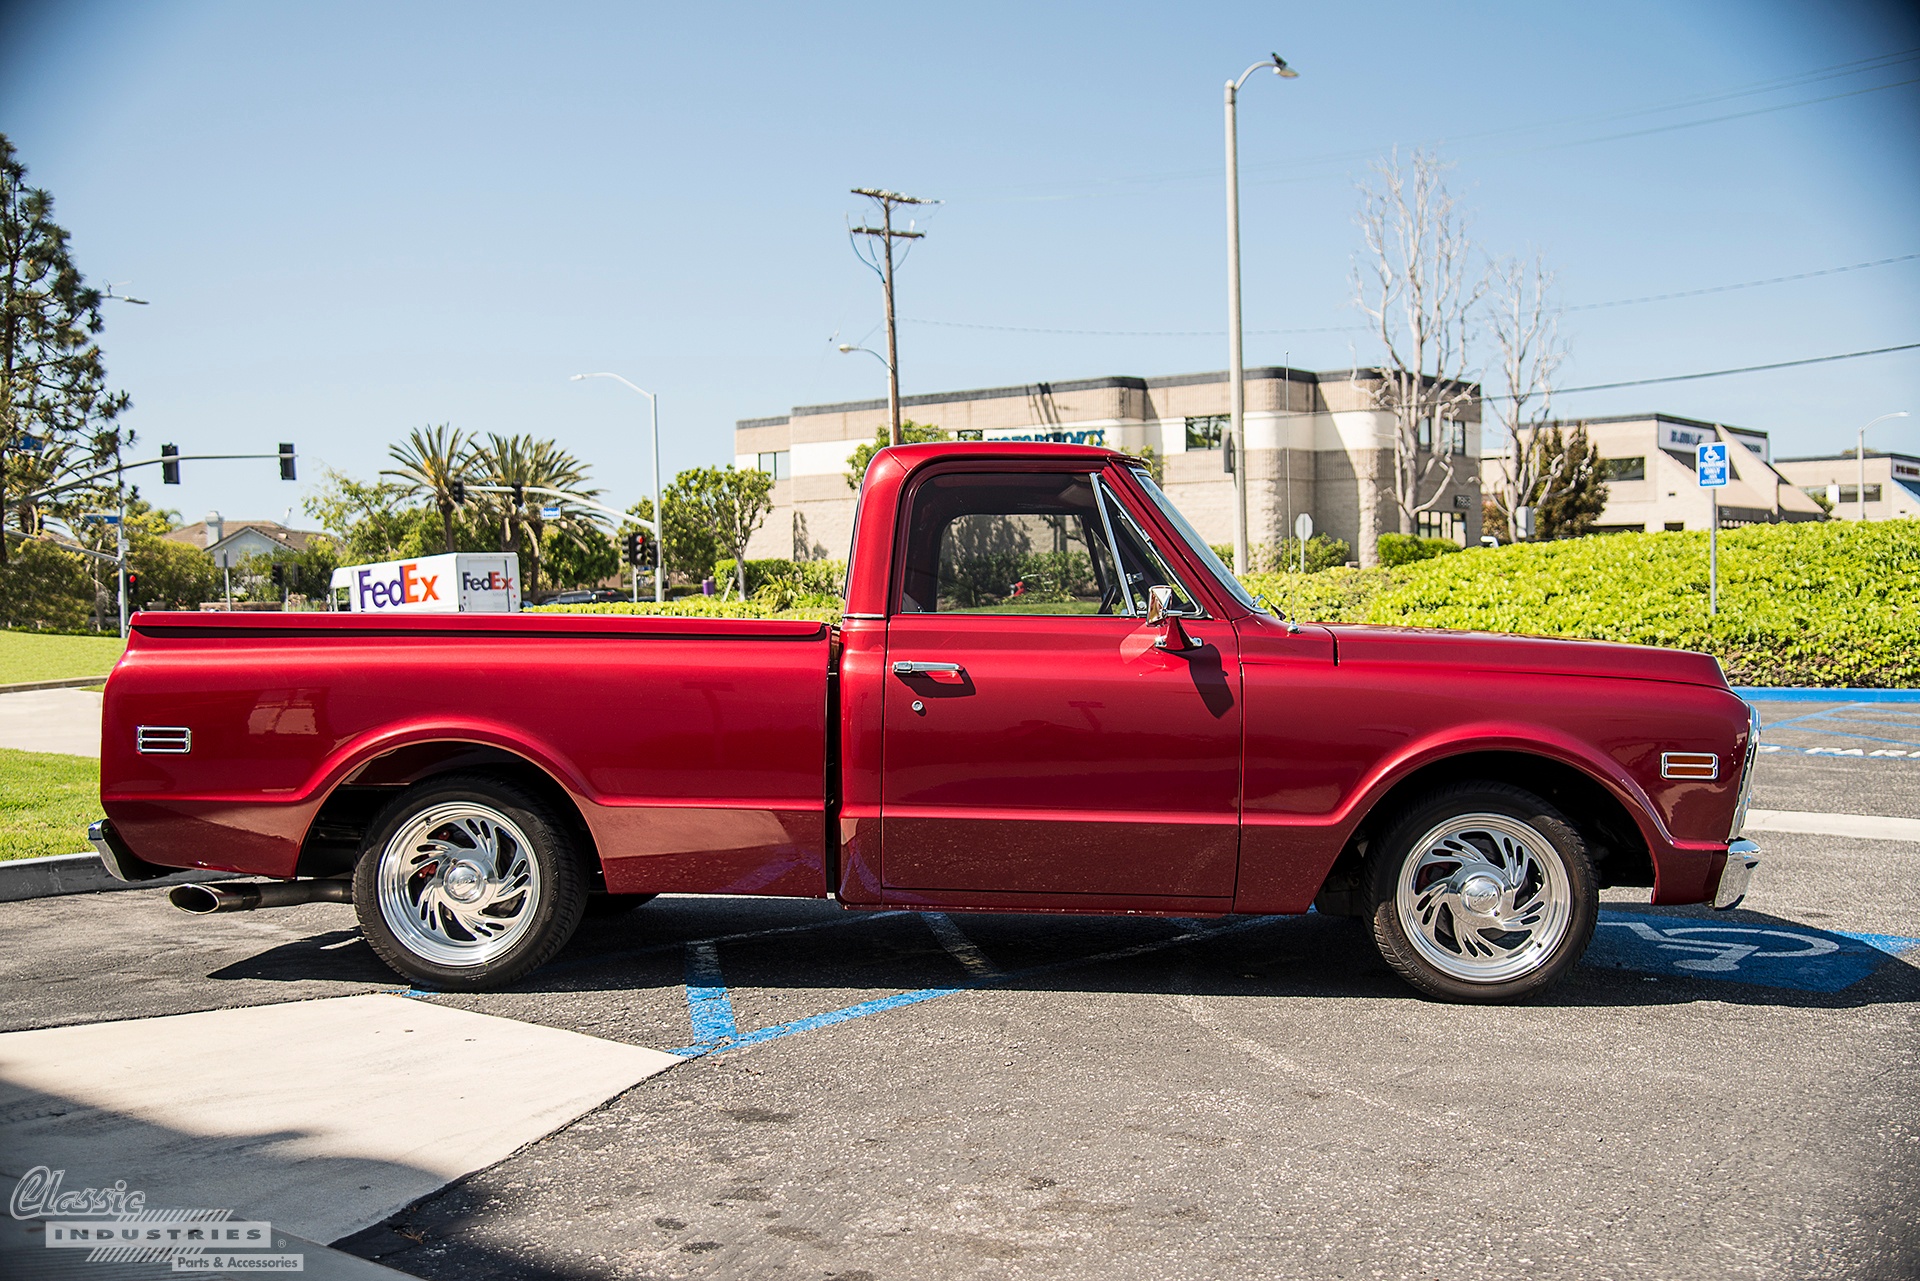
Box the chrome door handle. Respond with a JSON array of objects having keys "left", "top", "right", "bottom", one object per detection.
[{"left": 893, "top": 661, "right": 963, "bottom": 677}]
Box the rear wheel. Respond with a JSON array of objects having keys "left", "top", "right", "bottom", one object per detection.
[
  {"left": 1367, "top": 782, "right": 1597, "bottom": 1003},
  {"left": 354, "top": 774, "right": 587, "bottom": 991}
]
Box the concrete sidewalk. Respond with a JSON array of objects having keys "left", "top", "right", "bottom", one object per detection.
[{"left": 0, "top": 688, "right": 102, "bottom": 756}]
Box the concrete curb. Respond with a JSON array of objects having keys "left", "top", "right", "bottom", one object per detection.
[
  {"left": 0, "top": 852, "right": 240, "bottom": 903},
  {"left": 0, "top": 675, "right": 109, "bottom": 693},
  {"left": 1735, "top": 687, "right": 1920, "bottom": 704}
]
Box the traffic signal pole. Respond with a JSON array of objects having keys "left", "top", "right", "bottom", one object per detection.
[{"left": 23, "top": 446, "right": 298, "bottom": 638}]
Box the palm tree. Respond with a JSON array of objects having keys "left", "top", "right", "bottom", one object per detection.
[
  {"left": 381, "top": 424, "right": 469, "bottom": 553},
  {"left": 471, "top": 433, "right": 606, "bottom": 597}
]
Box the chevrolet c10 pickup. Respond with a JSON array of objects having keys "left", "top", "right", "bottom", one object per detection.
[{"left": 90, "top": 442, "right": 1762, "bottom": 1002}]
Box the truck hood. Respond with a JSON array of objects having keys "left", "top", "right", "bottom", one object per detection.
[{"left": 1325, "top": 624, "right": 1728, "bottom": 690}]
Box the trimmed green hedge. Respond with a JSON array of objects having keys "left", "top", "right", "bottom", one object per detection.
[
  {"left": 541, "top": 523, "right": 1920, "bottom": 688},
  {"left": 1247, "top": 520, "right": 1920, "bottom": 687}
]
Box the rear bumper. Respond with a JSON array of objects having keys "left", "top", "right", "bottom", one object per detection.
[
  {"left": 87, "top": 819, "right": 177, "bottom": 883},
  {"left": 1711, "top": 838, "right": 1760, "bottom": 910}
]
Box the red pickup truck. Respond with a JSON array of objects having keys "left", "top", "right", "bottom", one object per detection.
[{"left": 90, "top": 443, "right": 1760, "bottom": 1002}]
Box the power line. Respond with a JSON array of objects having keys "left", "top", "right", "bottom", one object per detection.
[
  {"left": 903, "top": 251, "right": 1920, "bottom": 339},
  {"left": 1487, "top": 341, "right": 1920, "bottom": 403},
  {"left": 1566, "top": 252, "right": 1920, "bottom": 311}
]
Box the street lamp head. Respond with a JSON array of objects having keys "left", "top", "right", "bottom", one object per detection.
[
  {"left": 837, "top": 344, "right": 855, "bottom": 353},
  {"left": 1271, "top": 53, "right": 1298, "bottom": 78}
]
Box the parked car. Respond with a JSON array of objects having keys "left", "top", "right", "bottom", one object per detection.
[
  {"left": 91, "top": 442, "right": 1759, "bottom": 1002},
  {"left": 535, "top": 588, "right": 623, "bottom": 606}
]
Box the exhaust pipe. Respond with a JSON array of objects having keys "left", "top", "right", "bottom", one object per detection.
[{"left": 169, "top": 880, "right": 353, "bottom": 915}]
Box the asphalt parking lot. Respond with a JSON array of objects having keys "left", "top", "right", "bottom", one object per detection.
[{"left": 1, "top": 714, "right": 1915, "bottom": 1281}]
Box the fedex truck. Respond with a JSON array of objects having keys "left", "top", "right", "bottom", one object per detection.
[{"left": 328, "top": 553, "right": 521, "bottom": 614}]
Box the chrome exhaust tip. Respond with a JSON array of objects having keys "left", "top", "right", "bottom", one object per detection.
[{"left": 168, "top": 880, "right": 353, "bottom": 914}]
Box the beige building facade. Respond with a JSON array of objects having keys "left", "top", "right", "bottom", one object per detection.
[
  {"left": 736, "top": 366, "right": 1483, "bottom": 563},
  {"left": 1481, "top": 413, "right": 1827, "bottom": 534},
  {"left": 1773, "top": 450, "right": 1920, "bottom": 521}
]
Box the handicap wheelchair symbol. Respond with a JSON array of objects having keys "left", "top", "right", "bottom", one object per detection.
[
  {"left": 1588, "top": 910, "right": 1906, "bottom": 992},
  {"left": 1598, "top": 917, "right": 1836, "bottom": 972}
]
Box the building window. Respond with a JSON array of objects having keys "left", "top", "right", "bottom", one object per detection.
[
  {"left": 1602, "top": 456, "right": 1646, "bottom": 481},
  {"left": 1185, "top": 415, "right": 1228, "bottom": 451},
  {"left": 1416, "top": 510, "right": 1465, "bottom": 545},
  {"left": 756, "top": 451, "right": 790, "bottom": 481},
  {"left": 1417, "top": 417, "right": 1433, "bottom": 452},
  {"left": 1834, "top": 484, "right": 1882, "bottom": 503},
  {"left": 1664, "top": 522, "right": 1685, "bottom": 532},
  {"left": 1446, "top": 419, "right": 1467, "bottom": 456}
]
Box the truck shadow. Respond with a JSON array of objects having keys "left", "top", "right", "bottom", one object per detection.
[{"left": 208, "top": 897, "right": 1920, "bottom": 1011}]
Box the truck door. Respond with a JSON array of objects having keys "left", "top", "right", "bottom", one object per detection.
[{"left": 881, "top": 466, "right": 1242, "bottom": 901}]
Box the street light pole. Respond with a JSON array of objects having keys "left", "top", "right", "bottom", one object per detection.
[
  {"left": 1224, "top": 53, "right": 1298, "bottom": 576},
  {"left": 571, "top": 373, "right": 664, "bottom": 603},
  {"left": 1856, "top": 410, "right": 1909, "bottom": 522}
]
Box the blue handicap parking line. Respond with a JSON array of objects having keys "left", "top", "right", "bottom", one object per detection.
[
  {"left": 670, "top": 914, "right": 1278, "bottom": 1057},
  {"left": 1736, "top": 688, "right": 1920, "bottom": 704},
  {"left": 1588, "top": 909, "right": 1920, "bottom": 993}
]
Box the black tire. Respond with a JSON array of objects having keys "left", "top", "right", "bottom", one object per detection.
[
  {"left": 353, "top": 773, "right": 588, "bottom": 991},
  {"left": 1366, "top": 781, "right": 1598, "bottom": 1003},
  {"left": 583, "top": 892, "right": 658, "bottom": 917}
]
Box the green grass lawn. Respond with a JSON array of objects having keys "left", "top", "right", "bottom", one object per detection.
[
  {"left": 0, "top": 748, "right": 100, "bottom": 861},
  {"left": 0, "top": 630, "right": 126, "bottom": 685}
]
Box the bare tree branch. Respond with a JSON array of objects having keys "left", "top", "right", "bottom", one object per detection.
[
  {"left": 1350, "top": 148, "right": 1486, "bottom": 564},
  {"left": 1487, "top": 253, "right": 1567, "bottom": 533}
]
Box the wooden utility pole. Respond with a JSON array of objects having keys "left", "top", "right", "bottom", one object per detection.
[{"left": 850, "top": 188, "right": 932, "bottom": 446}]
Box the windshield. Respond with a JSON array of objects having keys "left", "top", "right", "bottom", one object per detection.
[{"left": 1127, "top": 468, "right": 1268, "bottom": 616}]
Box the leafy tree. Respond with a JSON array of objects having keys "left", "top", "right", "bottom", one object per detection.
[
  {"left": 844, "top": 420, "right": 948, "bottom": 490},
  {"left": 1, "top": 133, "right": 128, "bottom": 570},
  {"left": 382, "top": 424, "right": 469, "bottom": 554},
  {"left": 470, "top": 433, "right": 606, "bottom": 597},
  {"left": 539, "top": 526, "right": 618, "bottom": 592},
  {"left": 305, "top": 469, "right": 432, "bottom": 563},
  {"left": 131, "top": 536, "right": 218, "bottom": 610},
  {"left": 0, "top": 537, "right": 89, "bottom": 629},
  {"left": 1529, "top": 423, "right": 1608, "bottom": 540},
  {"left": 667, "top": 465, "right": 773, "bottom": 596}
]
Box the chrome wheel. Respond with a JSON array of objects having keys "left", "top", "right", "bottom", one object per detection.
[
  {"left": 1394, "top": 811, "right": 1573, "bottom": 984},
  {"left": 376, "top": 802, "right": 542, "bottom": 968}
]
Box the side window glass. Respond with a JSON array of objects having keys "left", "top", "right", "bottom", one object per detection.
[{"left": 897, "top": 473, "right": 1128, "bottom": 616}]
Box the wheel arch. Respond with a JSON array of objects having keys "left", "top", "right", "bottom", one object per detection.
[
  {"left": 1313, "top": 748, "right": 1654, "bottom": 917},
  {"left": 295, "top": 738, "right": 603, "bottom": 883}
]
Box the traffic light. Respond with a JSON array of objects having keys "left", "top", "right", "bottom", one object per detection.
[
  {"left": 278, "top": 443, "right": 297, "bottom": 481},
  {"left": 510, "top": 482, "right": 524, "bottom": 505},
  {"left": 161, "top": 444, "right": 180, "bottom": 484},
  {"left": 450, "top": 478, "right": 466, "bottom": 504},
  {"left": 622, "top": 532, "right": 641, "bottom": 566},
  {"left": 270, "top": 564, "right": 286, "bottom": 588},
  {"left": 125, "top": 570, "right": 140, "bottom": 594}
]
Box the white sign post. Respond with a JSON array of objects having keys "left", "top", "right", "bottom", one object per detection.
[
  {"left": 1696, "top": 441, "right": 1729, "bottom": 616},
  {"left": 1293, "top": 512, "right": 1312, "bottom": 572}
]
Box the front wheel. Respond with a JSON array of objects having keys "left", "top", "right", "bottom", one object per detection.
[
  {"left": 354, "top": 774, "right": 587, "bottom": 991},
  {"left": 1367, "top": 782, "right": 1597, "bottom": 1003}
]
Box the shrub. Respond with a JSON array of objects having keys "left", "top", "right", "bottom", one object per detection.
[{"left": 1376, "top": 533, "right": 1461, "bottom": 567}]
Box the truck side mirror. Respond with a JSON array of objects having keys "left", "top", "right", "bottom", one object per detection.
[{"left": 1145, "top": 585, "right": 1196, "bottom": 651}]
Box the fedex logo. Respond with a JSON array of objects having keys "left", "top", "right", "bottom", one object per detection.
[
  {"left": 355, "top": 562, "right": 441, "bottom": 610},
  {"left": 462, "top": 570, "right": 514, "bottom": 592}
]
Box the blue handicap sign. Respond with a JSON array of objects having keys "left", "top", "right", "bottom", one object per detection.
[
  {"left": 1696, "top": 442, "right": 1729, "bottom": 487},
  {"left": 1587, "top": 909, "right": 1917, "bottom": 992}
]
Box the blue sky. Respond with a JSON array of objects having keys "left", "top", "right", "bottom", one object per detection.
[{"left": 2, "top": 0, "right": 1916, "bottom": 524}]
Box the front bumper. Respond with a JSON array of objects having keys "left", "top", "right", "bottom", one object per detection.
[{"left": 1711, "top": 838, "right": 1760, "bottom": 910}]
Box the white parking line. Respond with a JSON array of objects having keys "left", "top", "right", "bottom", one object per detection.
[
  {"left": 922, "top": 912, "right": 1004, "bottom": 979},
  {"left": 1744, "top": 809, "right": 1920, "bottom": 842}
]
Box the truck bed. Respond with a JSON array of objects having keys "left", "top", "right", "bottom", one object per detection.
[{"left": 102, "top": 612, "right": 834, "bottom": 894}]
